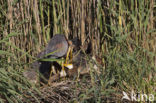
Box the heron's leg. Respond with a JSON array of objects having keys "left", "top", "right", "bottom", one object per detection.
[
  {"left": 60, "top": 58, "right": 67, "bottom": 77},
  {"left": 49, "top": 66, "right": 53, "bottom": 77},
  {"left": 48, "top": 66, "right": 55, "bottom": 85}
]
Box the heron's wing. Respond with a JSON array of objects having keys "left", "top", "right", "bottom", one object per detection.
[
  {"left": 46, "top": 40, "right": 68, "bottom": 58},
  {"left": 38, "top": 34, "right": 69, "bottom": 59}
]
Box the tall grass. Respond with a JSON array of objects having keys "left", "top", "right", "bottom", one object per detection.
[{"left": 0, "top": 0, "right": 155, "bottom": 102}]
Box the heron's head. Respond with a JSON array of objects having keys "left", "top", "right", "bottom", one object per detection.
[{"left": 68, "top": 37, "right": 81, "bottom": 52}]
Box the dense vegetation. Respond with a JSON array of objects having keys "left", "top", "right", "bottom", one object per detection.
[{"left": 0, "top": 0, "right": 155, "bottom": 102}]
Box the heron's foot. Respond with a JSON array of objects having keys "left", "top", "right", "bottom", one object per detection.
[{"left": 65, "top": 46, "right": 73, "bottom": 64}]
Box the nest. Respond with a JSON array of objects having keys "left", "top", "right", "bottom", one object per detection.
[
  {"left": 23, "top": 81, "right": 74, "bottom": 103},
  {"left": 22, "top": 74, "right": 93, "bottom": 103}
]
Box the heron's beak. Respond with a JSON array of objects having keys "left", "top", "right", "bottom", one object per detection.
[
  {"left": 60, "top": 44, "right": 74, "bottom": 78},
  {"left": 65, "top": 46, "right": 73, "bottom": 65},
  {"left": 64, "top": 64, "right": 73, "bottom": 69}
]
